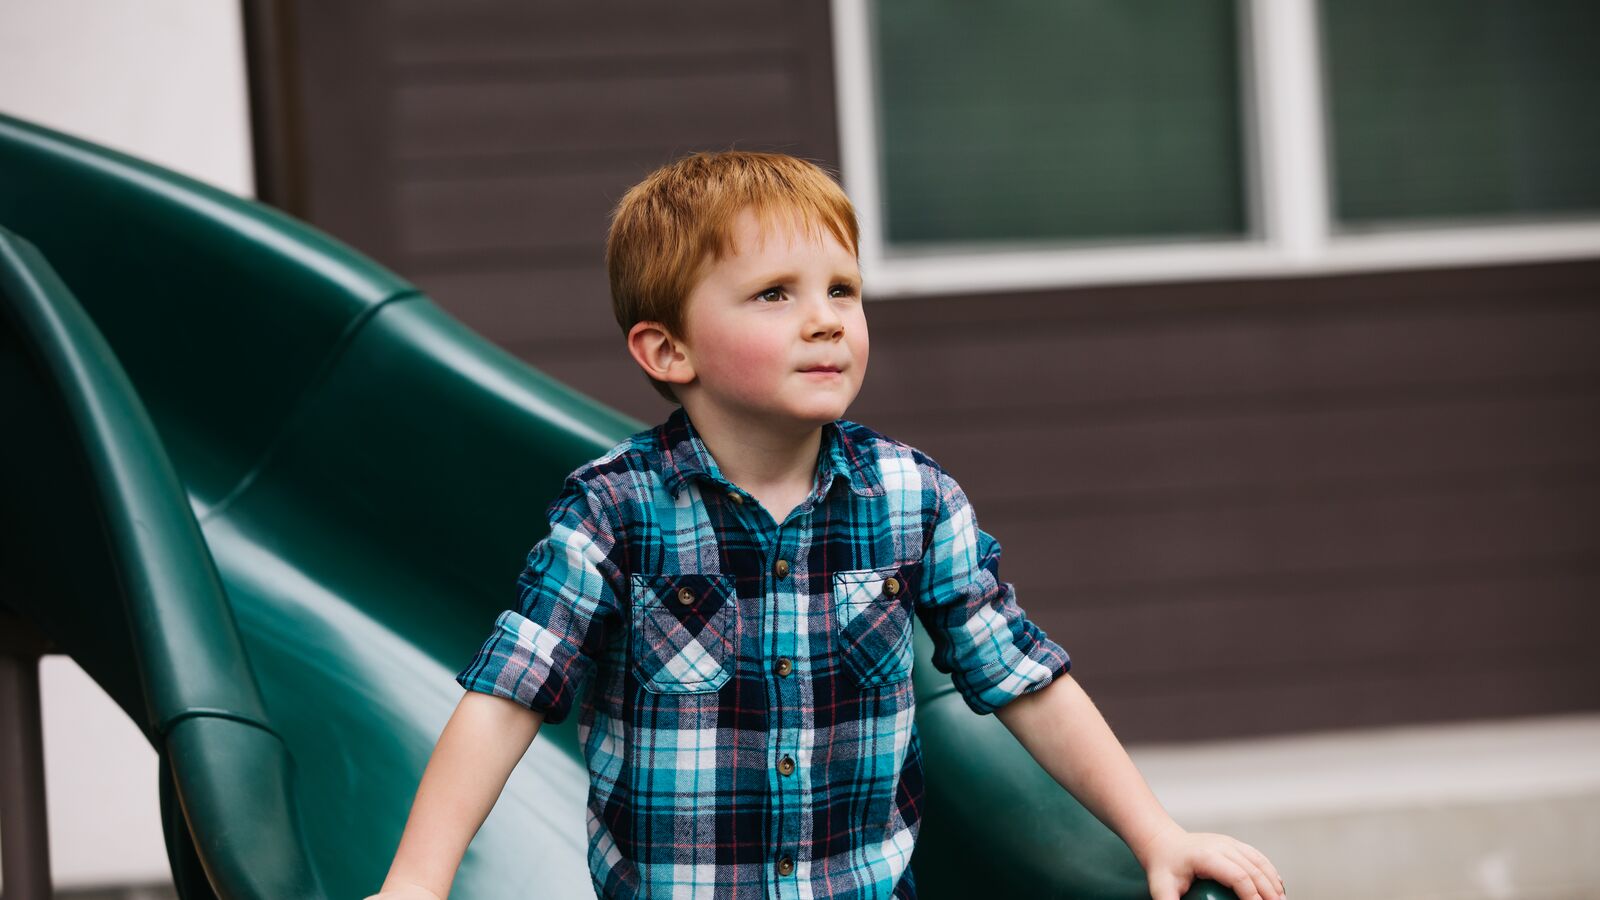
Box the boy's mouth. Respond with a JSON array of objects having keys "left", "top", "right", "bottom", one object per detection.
[{"left": 799, "top": 364, "right": 843, "bottom": 373}]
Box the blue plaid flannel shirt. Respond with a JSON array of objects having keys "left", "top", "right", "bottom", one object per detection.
[{"left": 456, "top": 406, "right": 1072, "bottom": 899}]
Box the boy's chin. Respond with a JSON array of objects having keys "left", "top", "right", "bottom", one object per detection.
[
  {"left": 790, "top": 395, "right": 856, "bottom": 423},
  {"left": 805, "top": 411, "right": 848, "bottom": 426},
  {"left": 768, "top": 404, "right": 852, "bottom": 430}
]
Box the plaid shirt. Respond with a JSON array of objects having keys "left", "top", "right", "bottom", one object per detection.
[{"left": 456, "top": 407, "right": 1072, "bottom": 899}]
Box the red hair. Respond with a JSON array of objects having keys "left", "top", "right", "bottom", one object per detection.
[{"left": 606, "top": 150, "right": 860, "bottom": 403}]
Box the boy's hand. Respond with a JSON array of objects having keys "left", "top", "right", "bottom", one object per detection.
[{"left": 1135, "top": 823, "right": 1286, "bottom": 900}]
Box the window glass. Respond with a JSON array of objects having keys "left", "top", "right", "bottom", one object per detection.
[
  {"left": 871, "top": 0, "right": 1248, "bottom": 250},
  {"left": 1321, "top": 0, "right": 1600, "bottom": 228}
]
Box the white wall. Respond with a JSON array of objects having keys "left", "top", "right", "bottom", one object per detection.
[
  {"left": 0, "top": 0, "right": 253, "bottom": 890},
  {"left": 0, "top": 1, "right": 254, "bottom": 195}
]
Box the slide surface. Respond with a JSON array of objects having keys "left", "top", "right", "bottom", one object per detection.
[{"left": 0, "top": 113, "right": 1231, "bottom": 900}]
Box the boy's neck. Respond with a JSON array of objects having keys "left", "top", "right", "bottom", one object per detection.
[{"left": 680, "top": 402, "right": 825, "bottom": 505}]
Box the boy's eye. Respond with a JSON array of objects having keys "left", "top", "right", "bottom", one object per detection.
[
  {"left": 830, "top": 283, "right": 859, "bottom": 299},
  {"left": 755, "top": 287, "right": 785, "bottom": 303}
]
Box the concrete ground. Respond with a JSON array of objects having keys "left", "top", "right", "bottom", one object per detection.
[{"left": 1129, "top": 713, "right": 1600, "bottom": 900}]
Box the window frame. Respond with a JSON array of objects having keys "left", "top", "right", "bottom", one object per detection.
[{"left": 831, "top": 0, "right": 1600, "bottom": 298}]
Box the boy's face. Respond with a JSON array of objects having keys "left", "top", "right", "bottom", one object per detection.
[{"left": 671, "top": 207, "right": 867, "bottom": 432}]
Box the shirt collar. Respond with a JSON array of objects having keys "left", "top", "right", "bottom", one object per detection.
[{"left": 658, "top": 406, "right": 884, "bottom": 501}]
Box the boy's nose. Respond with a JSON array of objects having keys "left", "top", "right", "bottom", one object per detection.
[
  {"left": 809, "top": 319, "right": 844, "bottom": 340},
  {"left": 804, "top": 297, "right": 845, "bottom": 340}
]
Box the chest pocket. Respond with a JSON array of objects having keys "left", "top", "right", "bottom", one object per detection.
[
  {"left": 833, "top": 566, "right": 914, "bottom": 688},
  {"left": 631, "top": 573, "right": 739, "bottom": 694}
]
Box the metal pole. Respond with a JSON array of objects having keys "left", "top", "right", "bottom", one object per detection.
[{"left": 0, "top": 610, "right": 53, "bottom": 900}]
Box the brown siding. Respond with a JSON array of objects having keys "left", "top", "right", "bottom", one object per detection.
[
  {"left": 261, "top": 1, "right": 1600, "bottom": 742},
  {"left": 843, "top": 263, "right": 1600, "bottom": 741}
]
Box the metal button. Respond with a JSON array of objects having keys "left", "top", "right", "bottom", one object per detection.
[
  {"left": 778, "top": 755, "right": 795, "bottom": 776},
  {"left": 729, "top": 492, "right": 744, "bottom": 505},
  {"left": 775, "top": 559, "right": 790, "bottom": 578},
  {"left": 676, "top": 586, "right": 696, "bottom": 606},
  {"left": 884, "top": 575, "right": 901, "bottom": 595},
  {"left": 775, "top": 657, "right": 793, "bottom": 677},
  {"left": 777, "top": 856, "right": 794, "bottom": 876}
]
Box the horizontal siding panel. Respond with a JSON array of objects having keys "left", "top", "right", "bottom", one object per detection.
[
  {"left": 398, "top": 169, "right": 627, "bottom": 256},
  {"left": 873, "top": 389, "right": 1600, "bottom": 504},
  {"left": 389, "top": 0, "right": 787, "bottom": 66},
  {"left": 1043, "top": 568, "right": 1599, "bottom": 680},
  {"left": 415, "top": 265, "right": 615, "bottom": 344},
  {"left": 1093, "top": 649, "right": 1600, "bottom": 743},
  {"left": 862, "top": 260, "right": 1600, "bottom": 332},
  {"left": 980, "top": 474, "right": 1600, "bottom": 592},
  {"left": 856, "top": 304, "right": 1600, "bottom": 419},
  {"left": 394, "top": 68, "right": 798, "bottom": 161}
]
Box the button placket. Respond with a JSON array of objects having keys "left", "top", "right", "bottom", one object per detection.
[{"left": 768, "top": 536, "right": 803, "bottom": 892}]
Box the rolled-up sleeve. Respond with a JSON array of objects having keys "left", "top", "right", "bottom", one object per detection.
[
  {"left": 913, "top": 466, "right": 1071, "bottom": 715},
  {"left": 455, "top": 477, "right": 623, "bottom": 725}
]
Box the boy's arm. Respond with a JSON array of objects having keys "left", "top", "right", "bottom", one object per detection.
[
  {"left": 369, "top": 691, "right": 545, "bottom": 900},
  {"left": 995, "top": 675, "right": 1285, "bottom": 900}
]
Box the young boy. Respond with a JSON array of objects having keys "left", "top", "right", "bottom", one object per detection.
[{"left": 372, "top": 152, "right": 1286, "bottom": 900}]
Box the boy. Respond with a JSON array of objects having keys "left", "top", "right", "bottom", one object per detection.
[{"left": 372, "top": 152, "right": 1286, "bottom": 900}]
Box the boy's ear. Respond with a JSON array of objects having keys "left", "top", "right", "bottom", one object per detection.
[{"left": 627, "top": 321, "right": 696, "bottom": 387}]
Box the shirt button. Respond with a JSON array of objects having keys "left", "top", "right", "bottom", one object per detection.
[
  {"left": 676, "top": 586, "right": 695, "bottom": 606},
  {"left": 775, "top": 657, "right": 793, "bottom": 677},
  {"left": 777, "top": 856, "right": 794, "bottom": 876},
  {"left": 777, "top": 754, "right": 795, "bottom": 776},
  {"left": 729, "top": 491, "right": 744, "bottom": 504},
  {"left": 884, "top": 575, "right": 901, "bottom": 595},
  {"left": 775, "top": 559, "right": 790, "bottom": 578}
]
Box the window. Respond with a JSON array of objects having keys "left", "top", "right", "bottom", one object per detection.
[
  {"left": 1322, "top": 0, "right": 1600, "bottom": 229},
  {"left": 876, "top": 0, "right": 1246, "bottom": 248},
  {"left": 831, "top": 0, "right": 1600, "bottom": 296}
]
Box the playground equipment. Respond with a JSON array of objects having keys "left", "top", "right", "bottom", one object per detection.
[{"left": 0, "top": 113, "right": 1233, "bottom": 899}]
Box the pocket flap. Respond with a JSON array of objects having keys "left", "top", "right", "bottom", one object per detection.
[
  {"left": 833, "top": 567, "right": 913, "bottom": 687},
  {"left": 631, "top": 572, "right": 738, "bottom": 694}
]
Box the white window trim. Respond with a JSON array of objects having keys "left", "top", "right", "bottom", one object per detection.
[{"left": 830, "top": 0, "right": 1600, "bottom": 299}]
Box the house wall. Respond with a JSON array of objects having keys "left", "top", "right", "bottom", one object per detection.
[{"left": 271, "top": 1, "right": 1600, "bottom": 744}]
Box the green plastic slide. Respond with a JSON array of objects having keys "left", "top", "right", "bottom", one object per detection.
[{"left": 0, "top": 113, "right": 1233, "bottom": 900}]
